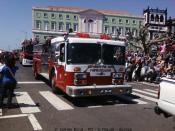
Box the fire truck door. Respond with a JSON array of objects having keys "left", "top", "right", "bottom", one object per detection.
[
  {"left": 56, "top": 43, "right": 66, "bottom": 90},
  {"left": 41, "top": 52, "right": 49, "bottom": 74}
]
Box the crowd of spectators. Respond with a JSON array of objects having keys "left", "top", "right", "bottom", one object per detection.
[{"left": 125, "top": 39, "right": 175, "bottom": 83}]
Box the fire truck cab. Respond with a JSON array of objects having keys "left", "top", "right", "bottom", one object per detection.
[{"left": 33, "top": 34, "right": 132, "bottom": 97}]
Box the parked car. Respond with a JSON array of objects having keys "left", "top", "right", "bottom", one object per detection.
[{"left": 155, "top": 77, "right": 175, "bottom": 117}]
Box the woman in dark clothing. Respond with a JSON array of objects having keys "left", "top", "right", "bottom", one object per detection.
[{"left": 0, "top": 53, "right": 17, "bottom": 108}]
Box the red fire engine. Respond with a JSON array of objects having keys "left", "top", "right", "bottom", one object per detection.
[
  {"left": 32, "top": 33, "right": 132, "bottom": 97},
  {"left": 19, "top": 39, "right": 34, "bottom": 66}
]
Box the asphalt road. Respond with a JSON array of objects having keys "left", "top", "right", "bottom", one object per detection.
[{"left": 0, "top": 63, "right": 175, "bottom": 131}]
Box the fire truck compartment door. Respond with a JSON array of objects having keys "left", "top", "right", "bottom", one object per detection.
[{"left": 41, "top": 53, "right": 49, "bottom": 73}]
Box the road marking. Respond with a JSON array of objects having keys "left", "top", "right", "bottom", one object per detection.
[
  {"left": 15, "top": 92, "right": 41, "bottom": 113},
  {"left": 88, "top": 106, "right": 103, "bottom": 108},
  {"left": 133, "top": 89, "right": 157, "bottom": 97},
  {"left": 0, "top": 109, "right": 2, "bottom": 116},
  {"left": 18, "top": 81, "right": 45, "bottom": 84},
  {"left": 115, "top": 104, "right": 128, "bottom": 106},
  {"left": 144, "top": 89, "right": 158, "bottom": 94},
  {"left": 0, "top": 114, "right": 42, "bottom": 131},
  {"left": 129, "top": 82, "right": 158, "bottom": 87},
  {"left": 132, "top": 92, "right": 158, "bottom": 103},
  {"left": 0, "top": 114, "right": 28, "bottom": 119},
  {"left": 40, "top": 73, "right": 49, "bottom": 80},
  {"left": 116, "top": 95, "right": 148, "bottom": 104},
  {"left": 28, "top": 114, "right": 42, "bottom": 130},
  {"left": 139, "top": 82, "right": 158, "bottom": 87},
  {"left": 39, "top": 91, "right": 74, "bottom": 110}
]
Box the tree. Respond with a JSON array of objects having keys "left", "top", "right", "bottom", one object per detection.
[
  {"left": 126, "top": 25, "right": 154, "bottom": 54},
  {"left": 138, "top": 25, "right": 150, "bottom": 54},
  {"left": 126, "top": 23, "right": 175, "bottom": 55}
]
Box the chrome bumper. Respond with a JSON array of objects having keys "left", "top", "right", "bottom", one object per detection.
[
  {"left": 22, "top": 59, "right": 33, "bottom": 66},
  {"left": 66, "top": 84, "right": 132, "bottom": 97}
]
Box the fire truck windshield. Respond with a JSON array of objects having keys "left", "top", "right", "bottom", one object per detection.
[
  {"left": 22, "top": 44, "right": 33, "bottom": 53},
  {"left": 103, "top": 44, "right": 125, "bottom": 65},
  {"left": 67, "top": 43, "right": 101, "bottom": 64},
  {"left": 67, "top": 43, "right": 125, "bottom": 65}
]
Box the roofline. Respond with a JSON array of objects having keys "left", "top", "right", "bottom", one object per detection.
[{"left": 32, "top": 6, "right": 144, "bottom": 18}]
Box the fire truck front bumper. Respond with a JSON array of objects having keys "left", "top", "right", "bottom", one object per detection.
[{"left": 66, "top": 84, "right": 132, "bottom": 97}]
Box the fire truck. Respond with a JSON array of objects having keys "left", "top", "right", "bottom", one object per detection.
[
  {"left": 19, "top": 39, "right": 33, "bottom": 66},
  {"left": 32, "top": 33, "right": 132, "bottom": 97},
  {"left": 19, "top": 39, "right": 35, "bottom": 66}
]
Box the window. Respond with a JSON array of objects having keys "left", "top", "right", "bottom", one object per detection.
[
  {"left": 44, "top": 13, "right": 48, "bottom": 18},
  {"left": 151, "top": 14, "right": 154, "bottom": 21},
  {"left": 59, "top": 14, "right": 63, "bottom": 20},
  {"left": 160, "top": 15, "right": 164, "bottom": 22},
  {"left": 59, "top": 43, "right": 65, "bottom": 62},
  {"left": 33, "top": 44, "right": 43, "bottom": 53},
  {"left": 118, "top": 27, "right": 123, "bottom": 36},
  {"left": 51, "top": 22, "right": 56, "bottom": 30},
  {"left": 119, "top": 19, "right": 122, "bottom": 24},
  {"left": 66, "top": 15, "right": 70, "bottom": 20},
  {"left": 74, "top": 15, "right": 78, "bottom": 21},
  {"left": 103, "top": 44, "right": 125, "bottom": 65},
  {"left": 59, "top": 22, "right": 64, "bottom": 31},
  {"left": 67, "top": 43, "right": 101, "bottom": 64},
  {"left": 36, "top": 20, "right": 41, "bottom": 29},
  {"left": 104, "top": 26, "right": 109, "bottom": 34},
  {"left": 36, "top": 13, "right": 41, "bottom": 18},
  {"left": 112, "top": 18, "right": 116, "bottom": 23},
  {"left": 139, "top": 21, "right": 143, "bottom": 26},
  {"left": 133, "top": 20, "right": 136, "bottom": 25},
  {"left": 66, "top": 23, "right": 71, "bottom": 31},
  {"left": 44, "top": 36, "right": 47, "bottom": 40},
  {"left": 51, "top": 13, "right": 55, "bottom": 18},
  {"left": 73, "top": 23, "right": 78, "bottom": 32},
  {"left": 44, "top": 21, "right": 49, "bottom": 30},
  {"left": 126, "top": 19, "right": 129, "bottom": 24},
  {"left": 112, "top": 26, "right": 116, "bottom": 34},
  {"left": 125, "top": 27, "right": 130, "bottom": 35},
  {"left": 104, "top": 17, "right": 108, "bottom": 23},
  {"left": 132, "top": 28, "right": 137, "bottom": 37}
]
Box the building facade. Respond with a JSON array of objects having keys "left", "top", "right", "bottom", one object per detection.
[
  {"left": 143, "top": 7, "right": 168, "bottom": 40},
  {"left": 32, "top": 6, "right": 144, "bottom": 41},
  {"left": 166, "top": 17, "right": 175, "bottom": 35}
]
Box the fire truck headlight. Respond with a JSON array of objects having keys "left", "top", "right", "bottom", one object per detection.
[
  {"left": 74, "top": 73, "right": 88, "bottom": 86},
  {"left": 74, "top": 73, "right": 87, "bottom": 79}
]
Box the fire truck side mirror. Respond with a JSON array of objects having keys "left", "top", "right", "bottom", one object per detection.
[{"left": 57, "top": 59, "right": 62, "bottom": 65}]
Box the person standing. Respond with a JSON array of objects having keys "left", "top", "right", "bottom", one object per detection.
[{"left": 0, "top": 53, "right": 17, "bottom": 108}]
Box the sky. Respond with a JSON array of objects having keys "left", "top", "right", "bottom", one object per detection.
[{"left": 0, "top": 0, "right": 175, "bottom": 51}]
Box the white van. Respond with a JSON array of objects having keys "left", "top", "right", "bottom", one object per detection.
[{"left": 155, "top": 77, "right": 175, "bottom": 117}]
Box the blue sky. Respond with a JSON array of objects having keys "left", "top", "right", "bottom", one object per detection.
[{"left": 0, "top": 0, "right": 174, "bottom": 51}]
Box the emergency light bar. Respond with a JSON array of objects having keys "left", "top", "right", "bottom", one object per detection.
[
  {"left": 75, "top": 32, "right": 112, "bottom": 40},
  {"left": 76, "top": 33, "right": 90, "bottom": 38}
]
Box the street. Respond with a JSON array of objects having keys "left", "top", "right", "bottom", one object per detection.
[{"left": 0, "top": 63, "right": 174, "bottom": 131}]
